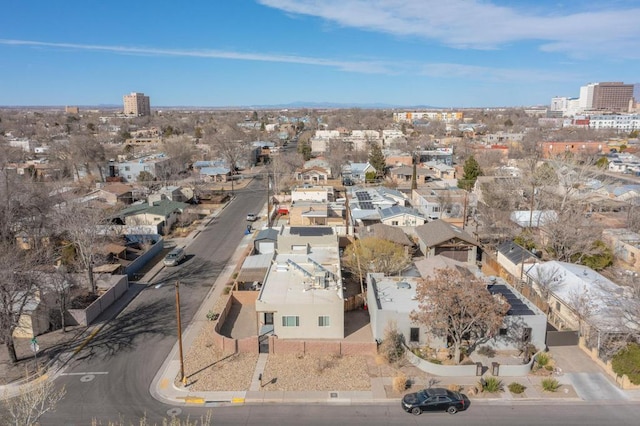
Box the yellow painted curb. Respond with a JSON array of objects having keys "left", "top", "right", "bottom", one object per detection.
[
  {"left": 177, "top": 396, "right": 205, "bottom": 404},
  {"left": 231, "top": 397, "right": 245, "bottom": 404},
  {"left": 159, "top": 378, "right": 169, "bottom": 390}
]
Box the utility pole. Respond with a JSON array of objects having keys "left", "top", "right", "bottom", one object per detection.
[
  {"left": 266, "top": 170, "right": 271, "bottom": 228},
  {"left": 175, "top": 281, "right": 187, "bottom": 386}
]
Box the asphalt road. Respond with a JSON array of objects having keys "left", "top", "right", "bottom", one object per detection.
[
  {"left": 200, "top": 402, "right": 640, "bottom": 426},
  {"left": 43, "top": 178, "right": 266, "bottom": 425},
  {"left": 46, "top": 400, "right": 640, "bottom": 426}
]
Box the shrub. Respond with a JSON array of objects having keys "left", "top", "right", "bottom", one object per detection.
[
  {"left": 612, "top": 343, "right": 640, "bottom": 385},
  {"left": 536, "top": 352, "right": 550, "bottom": 367},
  {"left": 428, "top": 358, "right": 442, "bottom": 365},
  {"left": 393, "top": 373, "right": 408, "bottom": 393},
  {"left": 508, "top": 382, "right": 526, "bottom": 394},
  {"left": 541, "top": 378, "right": 560, "bottom": 392},
  {"left": 545, "top": 365, "right": 554, "bottom": 371},
  {"left": 477, "top": 345, "right": 496, "bottom": 358},
  {"left": 379, "top": 322, "right": 405, "bottom": 364},
  {"left": 314, "top": 356, "right": 333, "bottom": 374},
  {"left": 479, "top": 376, "right": 503, "bottom": 393},
  {"left": 223, "top": 286, "right": 232, "bottom": 295},
  {"left": 448, "top": 384, "right": 462, "bottom": 392}
]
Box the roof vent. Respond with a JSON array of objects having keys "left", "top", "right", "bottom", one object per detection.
[{"left": 397, "top": 281, "right": 411, "bottom": 289}]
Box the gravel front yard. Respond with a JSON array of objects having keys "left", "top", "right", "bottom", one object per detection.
[{"left": 180, "top": 321, "right": 414, "bottom": 392}]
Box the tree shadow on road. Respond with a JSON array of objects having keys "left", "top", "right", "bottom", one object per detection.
[
  {"left": 71, "top": 298, "right": 175, "bottom": 362},
  {"left": 153, "top": 257, "right": 229, "bottom": 289}
]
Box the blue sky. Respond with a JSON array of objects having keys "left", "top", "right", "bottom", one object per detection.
[{"left": 1, "top": 0, "right": 639, "bottom": 108}]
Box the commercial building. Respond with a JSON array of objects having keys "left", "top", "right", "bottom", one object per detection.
[
  {"left": 123, "top": 92, "right": 151, "bottom": 116},
  {"left": 592, "top": 82, "right": 634, "bottom": 112},
  {"left": 393, "top": 111, "right": 463, "bottom": 123}
]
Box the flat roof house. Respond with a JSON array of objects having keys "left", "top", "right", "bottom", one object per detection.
[{"left": 255, "top": 227, "right": 344, "bottom": 340}]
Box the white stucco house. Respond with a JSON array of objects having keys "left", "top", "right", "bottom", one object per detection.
[{"left": 255, "top": 226, "right": 344, "bottom": 340}]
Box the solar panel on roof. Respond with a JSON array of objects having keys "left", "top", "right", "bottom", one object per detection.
[
  {"left": 361, "top": 202, "right": 374, "bottom": 210},
  {"left": 289, "top": 227, "right": 333, "bottom": 236}
]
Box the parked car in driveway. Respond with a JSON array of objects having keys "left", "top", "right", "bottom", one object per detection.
[
  {"left": 163, "top": 247, "right": 186, "bottom": 267},
  {"left": 401, "top": 387, "right": 466, "bottom": 415}
]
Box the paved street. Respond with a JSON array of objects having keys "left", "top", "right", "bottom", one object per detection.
[{"left": 42, "top": 179, "right": 266, "bottom": 425}]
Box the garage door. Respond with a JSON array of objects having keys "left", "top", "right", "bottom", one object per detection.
[
  {"left": 258, "top": 241, "right": 275, "bottom": 254},
  {"left": 435, "top": 248, "right": 469, "bottom": 262}
]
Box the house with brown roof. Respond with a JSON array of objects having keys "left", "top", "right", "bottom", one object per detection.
[
  {"left": 94, "top": 183, "right": 136, "bottom": 205},
  {"left": 294, "top": 166, "right": 330, "bottom": 184},
  {"left": 357, "top": 223, "right": 414, "bottom": 248},
  {"left": 414, "top": 219, "right": 478, "bottom": 263},
  {"left": 387, "top": 165, "right": 435, "bottom": 186}
]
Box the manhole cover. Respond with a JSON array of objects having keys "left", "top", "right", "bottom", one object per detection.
[
  {"left": 80, "top": 374, "right": 95, "bottom": 382},
  {"left": 167, "top": 408, "right": 182, "bottom": 416}
]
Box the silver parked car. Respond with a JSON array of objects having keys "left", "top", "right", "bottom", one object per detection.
[{"left": 163, "top": 247, "right": 186, "bottom": 267}]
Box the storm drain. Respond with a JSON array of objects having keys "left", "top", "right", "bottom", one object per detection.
[{"left": 330, "top": 392, "right": 338, "bottom": 398}]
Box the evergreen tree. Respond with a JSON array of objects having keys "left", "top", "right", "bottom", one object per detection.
[
  {"left": 368, "top": 143, "right": 386, "bottom": 178},
  {"left": 458, "top": 155, "right": 483, "bottom": 190},
  {"left": 298, "top": 140, "right": 312, "bottom": 161}
]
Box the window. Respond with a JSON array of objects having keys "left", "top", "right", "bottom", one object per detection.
[
  {"left": 282, "top": 316, "right": 299, "bottom": 327},
  {"left": 125, "top": 166, "right": 130, "bottom": 171},
  {"left": 555, "top": 301, "right": 561, "bottom": 311},
  {"left": 499, "top": 328, "right": 508, "bottom": 336},
  {"left": 318, "top": 316, "right": 330, "bottom": 327},
  {"left": 410, "top": 327, "right": 420, "bottom": 342},
  {"left": 264, "top": 313, "right": 273, "bottom": 325},
  {"left": 392, "top": 221, "right": 399, "bottom": 226}
]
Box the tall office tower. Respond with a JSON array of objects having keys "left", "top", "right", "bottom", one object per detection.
[
  {"left": 634, "top": 84, "right": 640, "bottom": 101},
  {"left": 123, "top": 92, "right": 151, "bottom": 116},
  {"left": 591, "top": 82, "right": 634, "bottom": 112},
  {"left": 579, "top": 83, "right": 597, "bottom": 110}
]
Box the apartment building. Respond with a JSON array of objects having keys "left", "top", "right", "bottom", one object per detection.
[{"left": 123, "top": 92, "right": 151, "bottom": 116}]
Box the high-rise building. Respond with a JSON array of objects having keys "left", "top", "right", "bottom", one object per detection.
[
  {"left": 591, "top": 82, "right": 634, "bottom": 112},
  {"left": 123, "top": 92, "right": 151, "bottom": 116},
  {"left": 579, "top": 83, "right": 597, "bottom": 110}
]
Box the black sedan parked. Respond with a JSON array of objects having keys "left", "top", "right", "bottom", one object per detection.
[{"left": 401, "top": 387, "right": 466, "bottom": 415}]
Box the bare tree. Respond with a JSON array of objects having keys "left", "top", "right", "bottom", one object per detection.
[
  {"left": 160, "top": 135, "right": 196, "bottom": 180},
  {"left": 203, "top": 123, "right": 249, "bottom": 172},
  {"left": 47, "top": 266, "right": 76, "bottom": 333},
  {"left": 90, "top": 411, "right": 212, "bottom": 426},
  {"left": 0, "top": 244, "right": 48, "bottom": 363},
  {"left": 411, "top": 268, "right": 510, "bottom": 363},
  {"left": 566, "top": 287, "right": 595, "bottom": 338},
  {"left": 2, "top": 374, "right": 66, "bottom": 425},
  {"left": 342, "top": 237, "right": 411, "bottom": 286},
  {"left": 527, "top": 263, "right": 563, "bottom": 300},
  {"left": 54, "top": 203, "right": 114, "bottom": 294},
  {"left": 541, "top": 205, "right": 605, "bottom": 263}
]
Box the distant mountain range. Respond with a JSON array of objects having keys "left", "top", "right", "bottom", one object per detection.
[{"left": 0, "top": 101, "right": 444, "bottom": 110}]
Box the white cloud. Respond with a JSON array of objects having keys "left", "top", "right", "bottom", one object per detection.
[
  {"left": 419, "top": 63, "right": 579, "bottom": 82},
  {"left": 0, "top": 38, "right": 579, "bottom": 83},
  {"left": 0, "top": 38, "right": 392, "bottom": 73},
  {"left": 258, "top": 0, "right": 640, "bottom": 58}
]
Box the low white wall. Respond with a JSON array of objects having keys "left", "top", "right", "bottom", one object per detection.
[
  {"left": 494, "top": 354, "right": 536, "bottom": 377},
  {"left": 405, "top": 347, "right": 479, "bottom": 377}
]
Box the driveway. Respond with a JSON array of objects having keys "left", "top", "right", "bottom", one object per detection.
[{"left": 550, "top": 346, "right": 628, "bottom": 401}]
